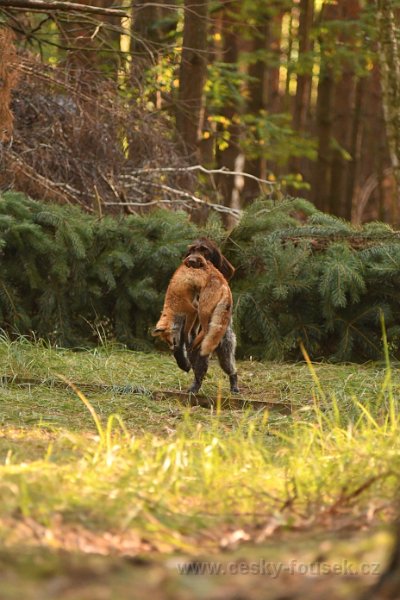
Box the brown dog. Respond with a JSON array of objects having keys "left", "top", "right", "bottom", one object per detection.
[
  {"left": 152, "top": 253, "right": 232, "bottom": 357},
  {"left": 173, "top": 238, "right": 239, "bottom": 394},
  {"left": 185, "top": 237, "right": 235, "bottom": 281}
]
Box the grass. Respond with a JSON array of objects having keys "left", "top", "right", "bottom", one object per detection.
[{"left": 0, "top": 336, "right": 398, "bottom": 597}]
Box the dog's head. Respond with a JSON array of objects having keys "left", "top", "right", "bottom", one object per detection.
[
  {"left": 183, "top": 253, "right": 208, "bottom": 269},
  {"left": 185, "top": 237, "right": 235, "bottom": 281}
]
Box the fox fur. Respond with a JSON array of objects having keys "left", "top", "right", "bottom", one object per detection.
[{"left": 152, "top": 253, "right": 232, "bottom": 357}]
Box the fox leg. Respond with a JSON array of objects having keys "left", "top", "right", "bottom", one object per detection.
[
  {"left": 191, "top": 298, "right": 214, "bottom": 350},
  {"left": 183, "top": 307, "right": 198, "bottom": 343},
  {"left": 215, "top": 325, "right": 239, "bottom": 393},
  {"left": 191, "top": 315, "right": 208, "bottom": 350}
]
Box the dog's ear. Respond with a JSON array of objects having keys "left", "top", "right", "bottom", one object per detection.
[
  {"left": 219, "top": 255, "right": 235, "bottom": 281},
  {"left": 184, "top": 240, "right": 198, "bottom": 259},
  {"left": 200, "top": 239, "right": 235, "bottom": 280}
]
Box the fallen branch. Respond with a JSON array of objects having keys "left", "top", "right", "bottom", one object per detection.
[
  {"left": 104, "top": 197, "right": 242, "bottom": 218},
  {"left": 0, "top": 0, "right": 127, "bottom": 17},
  {"left": 125, "top": 164, "right": 276, "bottom": 188},
  {"left": 106, "top": 176, "right": 242, "bottom": 217}
]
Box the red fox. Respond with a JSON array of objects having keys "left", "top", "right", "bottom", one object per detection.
[{"left": 152, "top": 253, "right": 232, "bottom": 357}]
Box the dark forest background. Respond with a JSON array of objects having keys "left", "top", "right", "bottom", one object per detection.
[
  {"left": 2, "top": 1, "right": 400, "bottom": 363},
  {"left": 1, "top": 0, "right": 400, "bottom": 229}
]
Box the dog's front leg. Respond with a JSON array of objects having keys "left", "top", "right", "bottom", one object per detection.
[
  {"left": 172, "top": 315, "right": 191, "bottom": 372},
  {"left": 187, "top": 347, "right": 209, "bottom": 394}
]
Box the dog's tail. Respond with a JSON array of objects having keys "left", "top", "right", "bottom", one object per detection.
[{"left": 200, "top": 300, "right": 232, "bottom": 356}]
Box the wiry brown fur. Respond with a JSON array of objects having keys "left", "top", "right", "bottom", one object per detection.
[
  {"left": 184, "top": 238, "right": 235, "bottom": 281},
  {"left": 152, "top": 253, "right": 232, "bottom": 357}
]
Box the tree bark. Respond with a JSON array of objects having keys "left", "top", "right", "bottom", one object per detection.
[
  {"left": 243, "top": 16, "right": 270, "bottom": 204},
  {"left": 293, "top": 0, "right": 314, "bottom": 133},
  {"left": 328, "top": 0, "right": 360, "bottom": 219},
  {"left": 267, "top": 9, "right": 283, "bottom": 114},
  {"left": 289, "top": 0, "right": 314, "bottom": 180},
  {"left": 0, "top": 27, "right": 19, "bottom": 143},
  {"left": 329, "top": 69, "right": 356, "bottom": 218},
  {"left": 345, "top": 76, "right": 364, "bottom": 220},
  {"left": 312, "top": 1, "right": 338, "bottom": 212},
  {"left": 376, "top": 0, "right": 400, "bottom": 203},
  {"left": 215, "top": 5, "right": 241, "bottom": 229},
  {"left": 176, "top": 0, "right": 209, "bottom": 161},
  {"left": 313, "top": 65, "right": 334, "bottom": 211}
]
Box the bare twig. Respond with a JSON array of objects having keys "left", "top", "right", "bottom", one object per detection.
[
  {"left": 104, "top": 196, "right": 242, "bottom": 218},
  {"left": 125, "top": 164, "right": 276, "bottom": 187},
  {"left": 0, "top": 0, "right": 127, "bottom": 17},
  {"left": 137, "top": 179, "right": 242, "bottom": 217}
]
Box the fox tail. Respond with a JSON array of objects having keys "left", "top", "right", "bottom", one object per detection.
[{"left": 200, "top": 301, "right": 231, "bottom": 356}]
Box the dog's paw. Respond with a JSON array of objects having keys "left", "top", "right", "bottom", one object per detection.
[
  {"left": 187, "top": 383, "right": 201, "bottom": 394},
  {"left": 229, "top": 374, "right": 239, "bottom": 394}
]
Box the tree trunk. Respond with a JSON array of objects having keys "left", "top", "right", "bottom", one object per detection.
[
  {"left": 215, "top": 6, "right": 241, "bottom": 229},
  {"left": 131, "top": 0, "right": 160, "bottom": 67},
  {"left": 376, "top": 0, "right": 400, "bottom": 204},
  {"left": 0, "top": 27, "right": 19, "bottom": 143},
  {"left": 329, "top": 69, "right": 356, "bottom": 218},
  {"left": 328, "top": 0, "right": 360, "bottom": 219},
  {"left": 290, "top": 0, "right": 314, "bottom": 179},
  {"left": 243, "top": 17, "right": 270, "bottom": 204},
  {"left": 267, "top": 10, "right": 283, "bottom": 114},
  {"left": 176, "top": 0, "right": 209, "bottom": 161},
  {"left": 345, "top": 76, "right": 364, "bottom": 220},
  {"left": 313, "top": 65, "right": 334, "bottom": 211},
  {"left": 58, "top": 0, "right": 121, "bottom": 79},
  {"left": 293, "top": 0, "right": 314, "bottom": 133},
  {"left": 131, "top": 0, "right": 177, "bottom": 71},
  {"left": 312, "top": 2, "right": 338, "bottom": 212}
]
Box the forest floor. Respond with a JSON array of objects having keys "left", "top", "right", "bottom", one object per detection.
[{"left": 0, "top": 338, "right": 398, "bottom": 599}]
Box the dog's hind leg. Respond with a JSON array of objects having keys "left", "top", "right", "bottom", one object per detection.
[{"left": 215, "top": 326, "right": 239, "bottom": 393}]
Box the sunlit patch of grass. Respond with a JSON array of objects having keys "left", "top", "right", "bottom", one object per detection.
[{"left": 0, "top": 336, "right": 398, "bottom": 556}]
